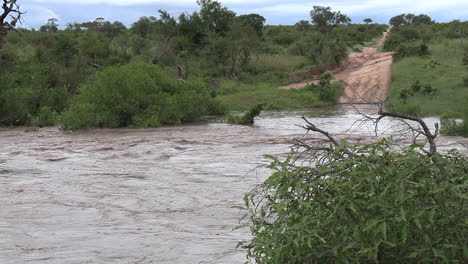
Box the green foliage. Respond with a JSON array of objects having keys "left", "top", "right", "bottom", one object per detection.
[
  {"left": 399, "top": 80, "right": 438, "bottom": 101},
  {"left": 241, "top": 141, "right": 468, "bottom": 263},
  {"left": 441, "top": 114, "right": 468, "bottom": 137},
  {"left": 364, "top": 18, "right": 373, "bottom": 24},
  {"left": 395, "top": 42, "right": 430, "bottom": 59},
  {"left": 1, "top": 5, "right": 389, "bottom": 127},
  {"left": 310, "top": 6, "right": 351, "bottom": 34},
  {"left": 306, "top": 71, "right": 342, "bottom": 103},
  {"left": 59, "top": 62, "right": 222, "bottom": 130},
  {"left": 440, "top": 99, "right": 468, "bottom": 137},
  {"left": 30, "top": 106, "right": 59, "bottom": 127},
  {"left": 197, "top": 0, "right": 236, "bottom": 35},
  {"left": 235, "top": 14, "right": 265, "bottom": 37},
  {"left": 388, "top": 39, "right": 468, "bottom": 116},
  {"left": 216, "top": 81, "right": 323, "bottom": 111},
  {"left": 463, "top": 47, "right": 468, "bottom": 65},
  {"left": 227, "top": 104, "right": 264, "bottom": 125},
  {"left": 59, "top": 102, "right": 99, "bottom": 131},
  {"left": 389, "top": 13, "right": 433, "bottom": 27}
]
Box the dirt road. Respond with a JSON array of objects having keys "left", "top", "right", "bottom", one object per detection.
[{"left": 280, "top": 31, "right": 394, "bottom": 104}]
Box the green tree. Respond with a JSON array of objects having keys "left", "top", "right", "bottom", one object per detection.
[
  {"left": 389, "top": 14, "right": 406, "bottom": 27},
  {"left": 79, "top": 31, "right": 110, "bottom": 63},
  {"left": 178, "top": 11, "right": 206, "bottom": 48},
  {"left": 131, "top": 16, "right": 157, "bottom": 38},
  {"left": 40, "top": 18, "right": 59, "bottom": 32},
  {"left": 197, "top": 0, "right": 236, "bottom": 35},
  {"left": 412, "top": 14, "right": 433, "bottom": 25},
  {"left": 310, "top": 6, "right": 351, "bottom": 34},
  {"left": 225, "top": 23, "right": 260, "bottom": 76},
  {"left": 364, "top": 18, "right": 373, "bottom": 24},
  {"left": 235, "top": 14, "right": 266, "bottom": 37},
  {"left": 295, "top": 20, "right": 310, "bottom": 31}
]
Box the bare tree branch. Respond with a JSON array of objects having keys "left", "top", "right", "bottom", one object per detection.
[
  {"left": 297, "top": 103, "right": 440, "bottom": 163},
  {"left": 377, "top": 109, "right": 438, "bottom": 157},
  {"left": 0, "top": 0, "right": 24, "bottom": 49},
  {"left": 301, "top": 116, "right": 339, "bottom": 147}
]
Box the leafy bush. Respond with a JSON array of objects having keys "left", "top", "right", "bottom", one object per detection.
[
  {"left": 441, "top": 116, "right": 468, "bottom": 137},
  {"left": 395, "top": 42, "right": 430, "bottom": 59},
  {"left": 60, "top": 62, "right": 223, "bottom": 130},
  {"left": 399, "top": 80, "right": 437, "bottom": 101},
  {"left": 307, "top": 71, "right": 342, "bottom": 103},
  {"left": 227, "top": 104, "right": 264, "bottom": 125},
  {"left": 30, "top": 106, "right": 59, "bottom": 127},
  {"left": 240, "top": 140, "right": 468, "bottom": 263},
  {"left": 441, "top": 106, "right": 468, "bottom": 137},
  {"left": 400, "top": 28, "right": 420, "bottom": 40},
  {"left": 383, "top": 32, "right": 405, "bottom": 51},
  {"left": 0, "top": 62, "right": 67, "bottom": 126},
  {"left": 59, "top": 103, "right": 98, "bottom": 131}
]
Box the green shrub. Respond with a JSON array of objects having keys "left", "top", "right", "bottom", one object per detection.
[
  {"left": 0, "top": 87, "right": 34, "bottom": 125},
  {"left": 383, "top": 33, "right": 405, "bottom": 51},
  {"left": 227, "top": 104, "right": 264, "bottom": 125},
  {"left": 30, "top": 106, "right": 58, "bottom": 127},
  {"left": 59, "top": 103, "right": 98, "bottom": 131},
  {"left": 59, "top": 62, "right": 222, "bottom": 130},
  {"left": 400, "top": 28, "right": 420, "bottom": 40},
  {"left": 422, "top": 84, "right": 438, "bottom": 96},
  {"left": 395, "top": 42, "right": 430, "bottom": 59},
  {"left": 441, "top": 110, "right": 468, "bottom": 137},
  {"left": 240, "top": 140, "right": 468, "bottom": 263},
  {"left": 411, "top": 80, "right": 421, "bottom": 94},
  {"left": 306, "top": 71, "right": 342, "bottom": 103}
]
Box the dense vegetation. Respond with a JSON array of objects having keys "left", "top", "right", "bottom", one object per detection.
[
  {"left": 240, "top": 134, "right": 468, "bottom": 263},
  {"left": 0, "top": 1, "right": 387, "bottom": 129},
  {"left": 60, "top": 62, "right": 223, "bottom": 130},
  {"left": 383, "top": 17, "right": 468, "bottom": 136}
]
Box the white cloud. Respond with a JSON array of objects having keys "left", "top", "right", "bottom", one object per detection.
[
  {"left": 17, "top": 0, "right": 468, "bottom": 28},
  {"left": 263, "top": 0, "right": 468, "bottom": 16},
  {"left": 21, "top": 4, "right": 61, "bottom": 28},
  {"left": 29, "top": 0, "right": 276, "bottom": 6}
]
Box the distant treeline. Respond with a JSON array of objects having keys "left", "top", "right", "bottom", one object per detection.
[{"left": 1, "top": 1, "right": 388, "bottom": 128}]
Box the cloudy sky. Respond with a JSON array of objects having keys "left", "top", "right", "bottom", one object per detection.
[{"left": 19, "top": 0, "right": 468, "bottom": 29}]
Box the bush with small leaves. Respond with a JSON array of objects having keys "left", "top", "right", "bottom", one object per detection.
[
  {"left": 240, "top": 139, "right": 468, "bottom": 263},
  {"left": 59, "top": 62, "right": 223, "bottom": 130},
  {"left": 227, "top": 104, "right": 264, "bottom": 125}
]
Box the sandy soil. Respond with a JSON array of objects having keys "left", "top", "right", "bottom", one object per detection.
[{"left": 280, "top": 31, "right": 395, "bottom": 104}]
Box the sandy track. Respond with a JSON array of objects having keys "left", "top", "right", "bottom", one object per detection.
[{"left": 280, "top": 31, "right": 394, "bottom": 104}]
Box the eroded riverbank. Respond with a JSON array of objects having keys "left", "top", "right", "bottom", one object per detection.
[{"left": 1, "top": 105, "right": 466, "bottom": 264}]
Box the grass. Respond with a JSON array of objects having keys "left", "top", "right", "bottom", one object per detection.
[
  {"left": 252, "top": 54, "right": 309, "bottom": 73},
  {"left": 387, "top": 39, "right": 468, "bottom": 117},
  {"left": 216, "top": 80, "right": 326, "bottom": 111}
]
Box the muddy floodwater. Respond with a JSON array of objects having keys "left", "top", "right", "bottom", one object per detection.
[{"left": 1, "top": 105, "right": 467, "bottom": 264}]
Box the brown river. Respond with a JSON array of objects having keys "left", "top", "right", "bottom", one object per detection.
[{"left": 1, "top": 105, "right": 467, "bottom": 264}]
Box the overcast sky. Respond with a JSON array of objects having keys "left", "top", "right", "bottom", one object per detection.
[{"left": 19, "top": 0, "right": 468, "bottom": 29}]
